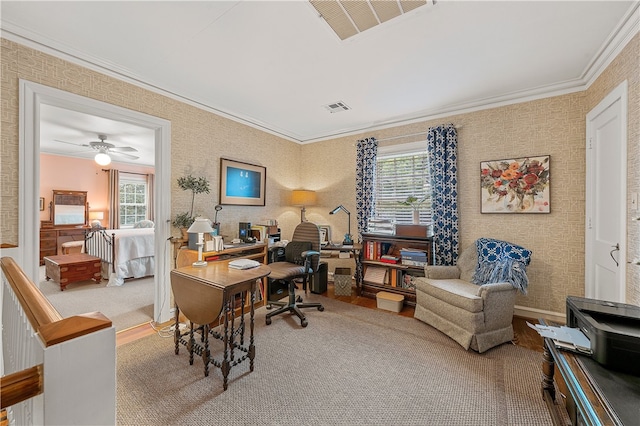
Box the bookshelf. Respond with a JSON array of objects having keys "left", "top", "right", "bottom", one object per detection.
[{"left": 360, "top": 233, "right": 433, "bottom": 306}]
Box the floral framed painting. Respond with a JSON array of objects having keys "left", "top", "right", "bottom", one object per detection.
[{"left": 480, "top": 155, "right": 550, "bottom": 213}]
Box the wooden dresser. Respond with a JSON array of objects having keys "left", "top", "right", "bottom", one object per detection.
[{"left": 39, "top": 227, "right": 89, "bottom": 265}]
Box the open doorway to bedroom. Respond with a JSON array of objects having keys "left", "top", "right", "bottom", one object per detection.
[{"left": 20, "top": 80, "right": 173, "bottom": 327}]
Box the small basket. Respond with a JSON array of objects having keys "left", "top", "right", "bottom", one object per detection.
[{"left": 333, "top": 267, "right": 352, "bottom": 296}]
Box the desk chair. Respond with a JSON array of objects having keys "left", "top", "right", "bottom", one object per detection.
[{"left": 266, "top": 222, "right": 324, "bottom": 327}]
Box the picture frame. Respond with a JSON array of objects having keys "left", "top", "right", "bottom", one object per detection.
[
  {"left": 318, "top": 225, "right": 331, "bottom": 246},
  {"left": 219, "top": 158, "right": 266, "bottom": 206},
  {"left": 480, "top": 155, "right": 550, "bottom": 214},
  {"left": 39, "top": 197, "right": 45, "bottom": 211}
]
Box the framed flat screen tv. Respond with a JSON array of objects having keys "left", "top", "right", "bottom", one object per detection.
[{"left": 219, "top": 158, "right": 266, "bottom": 206}]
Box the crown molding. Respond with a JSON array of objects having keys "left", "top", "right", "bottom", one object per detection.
[{"left": 3, "top": 2, "right": 638, "bottom": 145}]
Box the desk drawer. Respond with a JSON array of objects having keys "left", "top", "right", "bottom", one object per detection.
[
  {"left": 58, "top": 229, "right": 86, "bottom": 237},
  {"left": 40, "top": 230, "right": 57, "bottom": 239},
  {"left": 41, "top": 239, "right": 57, "bottom": 250}
]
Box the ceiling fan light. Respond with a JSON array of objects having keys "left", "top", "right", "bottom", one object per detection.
[{"left": 95, "top": 152, "right": 111, "bottom": 166}]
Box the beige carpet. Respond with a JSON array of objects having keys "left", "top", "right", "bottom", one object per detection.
[
  {"left": 116, "top": 293, "right": 552, "bottom": 425},
  {"left": 38, "top": 266, "right": 154, "bottom": 331}
]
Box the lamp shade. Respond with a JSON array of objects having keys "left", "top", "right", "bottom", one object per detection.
[
  {"left": 187, "top": 217, "right": 214, "bottom": 234},
  {"left": 89, "top": 211, "right": 104, "bottom": 220},
  {"left": 291, "top": 189, "right": 316, "bottom": 206}
]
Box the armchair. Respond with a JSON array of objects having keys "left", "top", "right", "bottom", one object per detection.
[
  {"left": 265, "top": 222, "right": 325, "bottom": 327},
  {"left": 414, "top": 238, "right": 531, "bottom": 353}
]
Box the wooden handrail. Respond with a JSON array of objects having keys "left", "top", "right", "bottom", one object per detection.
[
  {"left": 0, "top": 365, "right": 43, "bottom": 410},
  {"left": 0, "top": 257, "right": 113, "bottom": 346},
  {"left": 1, "top": 257, "right": 114, "bottom": 413},
  {"left": 1, "top": 257, "right": 62, "bottom": 330}
]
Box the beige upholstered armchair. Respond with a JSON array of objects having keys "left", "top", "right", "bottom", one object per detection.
[{"left": 414, "top": 239, "right": 530, "bottom": 353}]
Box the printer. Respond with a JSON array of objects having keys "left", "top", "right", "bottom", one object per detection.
[{"left": 566, "top": 296, "right": 640, "bottom": 376}]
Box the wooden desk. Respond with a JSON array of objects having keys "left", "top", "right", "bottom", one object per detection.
[
  {"left": 322, "top": 243, "right": 362, "bottom": 288},
  {"left": 176, "top": 242, "right": 268, "bottom": 268},
  {"left": 176, "top": 242, "right": 268, "bottom": 300},
  {"left": 541, "top": 323, "right": 640, "bottom": 425},
  {"left": 170, "top": 262, "right": 271, "bottom": 390}
]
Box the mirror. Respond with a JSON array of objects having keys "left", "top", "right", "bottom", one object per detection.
[{"left": 51, "top": 190, "right": 88, "bottom": 227}]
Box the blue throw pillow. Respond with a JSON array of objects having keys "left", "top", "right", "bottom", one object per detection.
[{"left": 472, "top": 238, "right": 532, "bottom": 294}]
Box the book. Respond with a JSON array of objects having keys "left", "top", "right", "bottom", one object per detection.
[
  {"left": 380, "top": 255, "right": 399, "bottom": 264},
  {"left": 364, "top": 266, "right": 388, "bottom": 285},
  {"left": 228, "top": 258, "right": 261, "bottom": 270}
]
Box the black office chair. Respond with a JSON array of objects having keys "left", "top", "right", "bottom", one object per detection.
[{"left": 266, "top": 222, "right": 324, "bottom": 327}]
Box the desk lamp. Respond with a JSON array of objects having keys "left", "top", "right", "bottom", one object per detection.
[
  {"left": 292, "top": 190, "right": 316, "bottom": 222},
  {"left": 187, "top": 217, "right": 214, "bottom": 267},
  {"left": 329, "top": 205, "right": 353, "bottom": 245}
]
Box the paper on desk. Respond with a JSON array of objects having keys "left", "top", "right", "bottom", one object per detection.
[
  {"left": 228, "top": 259, "right": 261, "bottom": 270},
  {"left": 527, "top": 322, "right": 592, "bottom": 354}
]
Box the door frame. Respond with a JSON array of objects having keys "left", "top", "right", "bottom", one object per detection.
[
  {"left": 585, "top": 80, "right": 627, "bottom": 301},
  {"left": 19, "top": 80, "right": 174, "bottom": 324}
]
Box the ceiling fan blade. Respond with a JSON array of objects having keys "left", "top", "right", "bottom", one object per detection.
[
  {"left": 67, "top": 150, "right": 95, "bottom": 156},
  {"left": 54, "top": 139, "right": 90, "bottom": 148},
  {"left": 110, "top": 151, "right": 139, "bottom": 160},
  {"left": 109, "top": 146, "right": 138, "bottom": 153}
]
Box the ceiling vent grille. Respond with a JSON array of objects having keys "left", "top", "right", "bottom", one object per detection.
[
  {"left": 323, "top": 101, "right": 351, "bottom": 113},
  {"left": 310, "top": 0, "right": 430, "bottom": 40}
]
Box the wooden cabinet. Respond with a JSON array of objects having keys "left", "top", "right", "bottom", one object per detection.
[
  {"left": 541, "top": 330, "right": 635, "bottom": 425},
  {"left": 39, "top": 227, "right": 89, "bottom": 265},
  {"left": 360, "top": 233, "right": 433, "bottom": 306},
  {"left": 39, "top": 229, "right": 57, "bottom": 264}
]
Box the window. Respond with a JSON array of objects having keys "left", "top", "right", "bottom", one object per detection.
[
  {"left": 119, "top": 174, "right": 147, "bottom": 227},
  {"left": 374, "top": 142, "right": 431, "bottom": 225}
]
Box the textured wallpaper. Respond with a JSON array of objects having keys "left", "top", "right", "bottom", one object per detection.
[
  {"left": 2, "top": 34, "right": 638, "bottom": 315},
  {"left": 300, "top": 34, "right": 640, "bottom": 313}
]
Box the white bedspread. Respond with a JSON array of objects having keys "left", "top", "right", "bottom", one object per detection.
[{"left": 106, "top": 228, "right": 155, "bottom": 286}]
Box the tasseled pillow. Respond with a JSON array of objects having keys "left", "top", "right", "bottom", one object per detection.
[{"left": 472, "top": 238, "right": 532, "bottom": 294}]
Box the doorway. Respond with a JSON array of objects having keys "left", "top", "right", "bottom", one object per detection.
[
  {"left": 19, "top": 80, "right": 174, "bottom": 324},
  {"left": 585, "top": 80, "right": 628, "bottom": 302}
]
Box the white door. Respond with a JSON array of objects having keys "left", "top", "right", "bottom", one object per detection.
[{"left": 585, "top": 81, "right": 627, "bottom": 302}]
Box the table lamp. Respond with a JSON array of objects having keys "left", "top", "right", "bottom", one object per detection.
[
  {"left": 89, "top": 211, "right": 104, "bottom": 228},
  {"left": 292, "top": 189, "right": 316, "bottom": 222},
  {"left": 187, "top": 217, "right": 214, "bottom": 267},
  {"left": 329, "top": 205, "right": 352, "bottom": 245}
]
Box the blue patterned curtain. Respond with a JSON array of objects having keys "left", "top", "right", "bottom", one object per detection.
[
  {"left": 355, "top": 137, "right": 377, "bottom": 241},
  {"left": 355, "top": 137, "right": 377, "bottom": 287},
  {"left": 427, "top": 125, "right": 459, "bottom": 265}
]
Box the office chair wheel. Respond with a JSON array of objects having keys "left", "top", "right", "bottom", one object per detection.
[
  {"left": 296, "top": 295, "right": 303, "bottom": 303},
  {"left": 318, "top": 306, "right": 325, "bottom": 311},
  {"left": 266, "top": 317, "right": 272, "bottom": 325},
  {"left": 301, "top": 319, "right": 308, "bottom": 327}
]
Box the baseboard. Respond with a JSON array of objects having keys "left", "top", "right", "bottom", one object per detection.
[{"left": 514, "top": 304, "right": 565, "bottom": 324}]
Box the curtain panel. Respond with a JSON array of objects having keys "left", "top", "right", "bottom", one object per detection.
[
  {"left": 108, "top": 169, "right": 120, "bottom": 229},
  {"left": 147, "top": 173, "right": 155, "bottom": 222},
  {"left": 355, "top": 137, "right": 377, "bottom": 241},
  {"left": 427, "top": 124, "right": 459, "bottom": 265},
  {"left": 355, "top": 137, "right": 377, "bottom": 288}
]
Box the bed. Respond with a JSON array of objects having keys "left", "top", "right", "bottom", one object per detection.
[{"left": 85, "top": 227, "right": 155, "bottom": 286}]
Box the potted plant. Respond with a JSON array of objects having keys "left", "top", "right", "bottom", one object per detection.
[
  {"left": 173, "top": 174, "right": 211, "bottom": 238},
  {"left": 398, "top": 195, "right": 428, "bottom": 224}
]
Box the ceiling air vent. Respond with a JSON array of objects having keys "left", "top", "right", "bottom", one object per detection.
[
  {"left": 323, "top": 101, "right": 351, "bottom": 113},
  {"left": 310, "top": 0, "right": 430, "bottom": 40}
]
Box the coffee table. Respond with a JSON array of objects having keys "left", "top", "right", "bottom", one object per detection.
[{"left": 44, "top": 253, "right": 102, "bottom": 291}]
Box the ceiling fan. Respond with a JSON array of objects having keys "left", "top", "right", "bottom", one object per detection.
[{"left": 55, "top": 134, "right": 139, "bottom": 165}]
